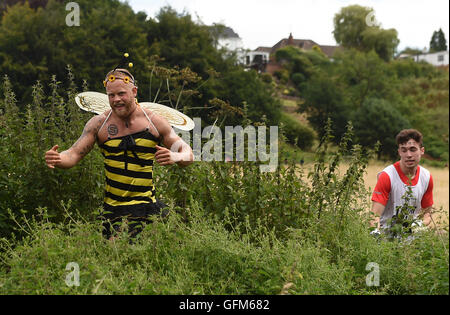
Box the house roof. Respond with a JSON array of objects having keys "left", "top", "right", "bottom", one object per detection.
[
  {"left": 318, "top": 45, "right": 341, "bottom": 58},
  {"left": 272, "top": 38, "right": 319, "bottom": 53},
  {"left": 255, "top": 47, "right": 272, "bottom": 53},
  {"left": 219, "top": 26, "right": 240, "bottom": 39},
  {"left": 269, "top": 34, "right": 340, "bottom": 58}
]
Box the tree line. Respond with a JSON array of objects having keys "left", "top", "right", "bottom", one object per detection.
[
  {"left": 274, "top": 5, "right": 448, "bottom": 160},
  {"left": 0, "top": 1, "right": 448, "bottom": 160},
  {"left": 0, "top": 0, "right": 281, "bottom": 128}
]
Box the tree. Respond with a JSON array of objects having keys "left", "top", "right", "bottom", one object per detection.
[
  {"left": 429, "top": 28, "right": 447, "bottom": 52},
  {"left": 333, "top": 5, "right": 371, "bottom": 49},
  {"left": 333, "top": 49, "right": 396, "bottom": 109},
  {"left": 298, "top": 49, "right": 404, "bottom": 147},
  {"left": 0, "top": 0, "right": 60, "bottom": 17},
  {"left": 352, "top": 98, "right": 410, "bottom": 158},
  {"left": 0, "top": 0, "right": 149, "bottom": 104},
  {"left": 145, "top": 7, "right": 229, "bottom": 79},
  {"left": 206, "top": 69, "right": 282, "bottom": 127},
  {"left": 333, "top": 5, "right": 399, "bottom": 61},
  {"left": 361, "top": 27, "right": 399, "bottom": 62},
  {"left": 299, "top": 71, "right": 350, "bottom": 141}
]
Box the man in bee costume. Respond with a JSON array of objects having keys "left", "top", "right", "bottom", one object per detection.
[{"left": 45, "top": 55, "right": 194, "bottom": 239}]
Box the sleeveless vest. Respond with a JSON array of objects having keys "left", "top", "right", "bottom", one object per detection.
[{"left": 379, "top": 164, "right": 431, "bottom": 228}]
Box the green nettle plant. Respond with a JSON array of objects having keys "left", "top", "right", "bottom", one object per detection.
[
  {"left": 0, "top": 70, "right": 448, "bottom": 295},
  {"left": 386, "top": 183, "right": 424, "bottom": 241}
]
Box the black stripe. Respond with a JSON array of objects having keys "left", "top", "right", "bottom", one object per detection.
[
  {"left": 105, "top": 192, "right": 153, "bottom": 203},
  {"left": 104, "top": 154, "right": 154, "bottom": 166},
  {"left": 105, "top": 164, "right": 153, "bottom": 179},
  {"left": 100, "top": 145, "right": 157, "bottom": 154},
  {"left": 106, "top": 177, "right": 155, "bottom": 193},
  {"left": 138, "top": 131, "right": 159, "bottom": 142},
  {"left": 102, "top": 129, "right": 159, "bottom": 142},
  {"left": 99, "top": 130, "right": 159, "bottom": 147}
]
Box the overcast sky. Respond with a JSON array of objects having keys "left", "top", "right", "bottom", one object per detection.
[{"left": 127, "top": 0, "right": 449, "bottom": 52}]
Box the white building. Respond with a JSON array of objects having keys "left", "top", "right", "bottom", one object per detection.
[
  {"left": 410, "top": 51, "right": 449, "bottom": 66},
  {"left": 244, "top": 48, "right": 270, "bottom": 71},
  {"left": 215, "top": 26, "right": 247, "bottom": 64}
]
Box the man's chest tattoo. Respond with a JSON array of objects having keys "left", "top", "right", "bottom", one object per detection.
[{"left": 107, "top": 124, "right": 119, "bottom": 136}]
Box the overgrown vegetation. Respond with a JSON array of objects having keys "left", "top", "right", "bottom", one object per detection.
[
  {"left": 0, "top": 1, "right": 448, "bottom": 295},
  {"left": 0, "top": 73, "right": 448, "bottom": 294},
  {"left": 1, "top": 199, "right": 448, "bottom": 295}
]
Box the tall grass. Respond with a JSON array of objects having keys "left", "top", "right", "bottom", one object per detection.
[
  {"left": 0, "top": 72, "right": 448, "bottom": 294},
  {"left": 0, "top": 199, "right": 447, "bottom": 294}
]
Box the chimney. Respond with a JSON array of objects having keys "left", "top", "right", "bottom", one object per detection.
[{"left": 288, "top": 33, "right": 294, "bottom": 45}]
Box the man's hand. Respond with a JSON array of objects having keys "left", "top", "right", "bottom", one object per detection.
[
  {"left": 45, "top": 145, "right": 61, "bottom": 169},
  {"left": 155, "top": 145, "right": 176, "bottom": 166},
  {"left": 146, "top": 110, "right": 193, "bottom": 167}
]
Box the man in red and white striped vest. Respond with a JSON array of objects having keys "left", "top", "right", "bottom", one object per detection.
[{"left": 371, "top": 129, "right": 434, "bottom": 233}]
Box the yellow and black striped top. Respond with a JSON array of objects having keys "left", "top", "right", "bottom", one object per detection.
[{"left": 99, "top": 129, "right": 159, "bottom": 209}]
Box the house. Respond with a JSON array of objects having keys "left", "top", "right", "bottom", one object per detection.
[
  {"left": 215, "top": 29, "right": 340, "bottom": 72},
  {"left": 244, "top": 47, "right": 270, "bottom": 72},
  {"left": 214, "top": 26, "right": 248, "bottom": 66},
  {"left": 246, "top": 33, "right": 340, "bottom": 73},
  {"left": 217, "top": 26, "right": 245, "bottom": 53},
  {"left": 398, "top": 50, "right": 449, "bottom": 67},
  {"left": 414, "top": 51, "right": 449, "bottom": 67}
]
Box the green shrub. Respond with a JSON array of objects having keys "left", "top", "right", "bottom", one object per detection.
[
  {"left": 0, "top": 73, "right": 104, "bottom": 238},
  {"left": 273, "top": 69, "right": 289, "bottom": 84},
  {"left": 260, "top": 73, "right": 272, "bottom": 84},
  {"left": 279, "top": 112, "right": 315, "bottom": 150}
]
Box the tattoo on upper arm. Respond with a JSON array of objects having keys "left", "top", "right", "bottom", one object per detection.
[
  {"left": 72, "top": 118, "right": 101, "bottom": 157},
  {"left": 79, "top": 142, "right": 94, "bottom": 157}
]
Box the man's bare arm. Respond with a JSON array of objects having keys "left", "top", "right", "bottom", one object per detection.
[
  {"left": 45, "top": 116, "right": 102, "bottom": 169},
  {"left": 151, "top": 113, "right": 193, "bottom": 167},
  {"left": 370, "top": 201, "right": 385, "bottom": 229}
]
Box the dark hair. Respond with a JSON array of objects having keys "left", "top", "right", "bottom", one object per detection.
[{"left": 395, "top": 129, "right": 423, "bottom": 147}]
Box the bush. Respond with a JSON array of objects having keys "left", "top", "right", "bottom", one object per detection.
[
  {"left": 291, "top": 73, "right": 306, "bottom": 87},
  {"left": 273, "top": 69, "right": 289, "bottom": 84},
  {"left": 390, "top": 59, "right": 443, "bottom": 79},
  {"left": 0, "top": 131, "right": 447, "bottom": 294},
  {"left": 0, "top": 73, "right": 104, "bottom": 238},
  {"left": 279, "top": 112, "right": 315, "bottom": 150},
  {"left": 260, "top": 73, "right": 272, "bottom": 84},
  {"left": 352, "top": 97, "right": 411, "bottom": 158}
]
